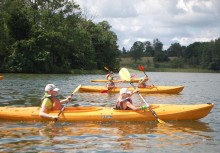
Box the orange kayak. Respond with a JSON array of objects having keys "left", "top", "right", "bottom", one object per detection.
[
  {"left": 79, "top": 85, "right": 184, "bottom": 94},
  {"left": 0, "top": 76, "right": 4, "bottom": 80},
  {"left": 0, "top": 103, "right": 213, "bottom": 122}
]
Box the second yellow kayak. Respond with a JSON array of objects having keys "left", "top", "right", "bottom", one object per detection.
[{"left": 79, "top": 85, "right": 184, "bottom": 94}]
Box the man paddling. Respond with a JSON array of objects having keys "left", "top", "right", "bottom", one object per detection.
[{"left": 39, "top": 84, "right": 71, "bottom": 119}]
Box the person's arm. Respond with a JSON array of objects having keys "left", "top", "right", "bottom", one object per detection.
[
  {"left": 60, "top": 96, "right": 72, "bottom": 104},
  {"left": 129, "top": 89, "right": 138, "bottom": 97},
  {"left": 126, "top": 102, "right": 141, "bottom": 110},
  {"left": 39, "top": 106, "right": 58, "bottom": 119}
]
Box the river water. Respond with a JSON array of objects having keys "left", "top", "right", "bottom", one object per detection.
[{"left": 0, "top": 72, "right": 219, "bottom": 152}]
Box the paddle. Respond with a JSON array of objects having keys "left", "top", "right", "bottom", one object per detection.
[
  {"left": 138, "top": 65, "right": 155, "bottom": 86},
  {"left": 55, "top": 84, "right": 81, "bottom": 122},
  {"left": 104, "top": 66, "right": 112, "bottom": 73},
  {"left": 119, "top": 68, "right": 165, "bottom": 124}
]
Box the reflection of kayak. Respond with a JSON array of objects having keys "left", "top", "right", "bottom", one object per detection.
[
  {"left": 91, "top": 78, "right": 140, "bottom": 83},
  {"left": 79, "top": 86, "right": 184, "bottom": 94},
  {"left": 0, "top": 103, "right": 213, "bottom": 122},
  {"left": 0, "top": 76, "right": 4, "bottom": 80}
]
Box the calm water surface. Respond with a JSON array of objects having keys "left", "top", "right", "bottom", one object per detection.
[{"left": 0, "top": 72, "right": 220, "bottom": 152}]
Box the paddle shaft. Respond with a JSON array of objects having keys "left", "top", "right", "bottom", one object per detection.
[
  {"left": 130, "top": 83, "right": 161, "bottom": 120},
  {"left": 55, "top": 85, "right": 81, "bottom": 122}
]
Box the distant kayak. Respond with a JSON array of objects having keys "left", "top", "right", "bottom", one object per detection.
[
  {"left": 91, "top": 78, "right": 140, "bottom": 83},
  {"left": 79, "top": 85, "right": 184, "bottom": 94},
  {"left": 0, "top": 103, "right": 213, "bottom": 122},
  {"left": 0, "top": 76, "right": 4, "bottom": 80}
]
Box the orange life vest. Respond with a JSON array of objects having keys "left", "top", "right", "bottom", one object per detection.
[{"left": 41, "top": 94, "right": 62, "bottom": 110}]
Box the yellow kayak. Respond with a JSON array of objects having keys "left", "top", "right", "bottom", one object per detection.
[
  {"left": 91, "top": 78, "right": 140, "bottom": 83},
  {"left": 79, "top": 85, "right": 184, "bottom": 94},
  {"left": 0, "top": 76, "right": 4, "bottom": 80},
  {"left": 0, "top": 103, "right": 213, "bottom": 122}
]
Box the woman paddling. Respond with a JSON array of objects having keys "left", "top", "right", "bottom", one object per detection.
[{"left": 39, "top": 84, "right": 71, "bottom": 119}]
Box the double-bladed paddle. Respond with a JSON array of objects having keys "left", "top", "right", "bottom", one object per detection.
[
  {"left": 55, "top": 84, "right": 81, "bottom": 122},
  {"left": 138, "top": 65, "right": 155, "bottom": 86},
  {"left": 119, "top": 68, "right": 165, "bottom": 124}
]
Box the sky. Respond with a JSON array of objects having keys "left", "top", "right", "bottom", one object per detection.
[{"left": 74, "top": 0, "right": 220, "bottom": 50}]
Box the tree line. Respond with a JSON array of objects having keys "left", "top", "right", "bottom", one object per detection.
[
  {"left": 0, "top": 0, "right": 120, "bottom": 73},
  {"left": 121, "top": 38, "right": 220, "bottom": 71},
  {"left": 0, "top": 0, "right": 219, "bottom": 73}
]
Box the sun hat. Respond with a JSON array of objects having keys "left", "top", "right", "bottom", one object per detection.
[
  {"left": 120, "top": 88, "right": 131, "bottom": 95},
  {"left": 45, "top": 84, "right": 60, "bottom": 92}
]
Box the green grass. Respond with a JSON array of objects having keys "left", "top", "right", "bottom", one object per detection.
[{"left": 119, "top": 57, "right": 216, "bottom": 73}]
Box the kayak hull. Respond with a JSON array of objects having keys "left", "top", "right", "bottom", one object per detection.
[
  {"left": 79, "top": 86, "right": 184, "bottom": 94},
  {"left": 91, "top": 78, "right": 139, "bottom": 83},
  {"left": 0, "top": 103, "right": 214, "bottom": 122}
]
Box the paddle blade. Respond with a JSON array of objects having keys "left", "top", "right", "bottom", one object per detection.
[
  {"left": 130, "top": 74, "right": 137, "bottom": 78},
  {"left": 71, "top": 84, "right": 82, "bottom": 95},
  {"left": 158, "top": 118, "right": 166, "bottom": 124},
  {"left": 104, "top": 66, "right": 110, "bottom": 72},
  {"left": 119, "top": 68, "right": 131, "bottom": 82},
  {"left": 138, "top": 65, "right": 145, "bottom": 72},
  {"left": 101, "top": 89, "right": 108, "bottom": 93}
]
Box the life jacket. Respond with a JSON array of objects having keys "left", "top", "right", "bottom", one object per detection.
[
  {"left": 116, "top": 97, "right": 133, "bottom": 110},
  {"left": 41, "top": 93, "right": 62, "bottom": 110}
]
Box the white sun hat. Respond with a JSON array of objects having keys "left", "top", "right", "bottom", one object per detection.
[
  {"left": 120, "top": 88, "right": 131, "bottom": 95},
  {"left": 45, "top": 84, "right": 60, "bottom": 92}
]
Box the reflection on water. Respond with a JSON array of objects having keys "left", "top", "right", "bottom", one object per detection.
[
  {"left": 0, "top": 121, "right": 213, "bottom": 152},
  {"left": 0, "top": 72, "right": 220, "bottom": 152}
]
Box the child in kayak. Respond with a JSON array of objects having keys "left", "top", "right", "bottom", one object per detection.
[
  {"left": 106, "top": 71, "right": 115, "bottom": 89},
  {"left": 115, "top": 88, "right": 147, "bottom": 110},
  {"left": 39, "top": 84, "right": 71, "bottom": 119},
  {"left": 138, "top": 76, "right": 154, "bottom": 88}
]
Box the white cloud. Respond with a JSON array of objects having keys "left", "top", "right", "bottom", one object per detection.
[{"left": 75, "top": 0, "right": 220, "bottom": 50}]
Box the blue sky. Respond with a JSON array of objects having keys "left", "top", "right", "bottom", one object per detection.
[{"left": 75, "top": 0, "right": 220, "bottom": 50}]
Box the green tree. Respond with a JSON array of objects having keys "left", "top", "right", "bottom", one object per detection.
[
  {"left": 130, "top": 41, "right": 144, "bottom": 62},
  {"left": 167, "top": 42, "right": 183, "bottom": 57},
  {"left": 143, "top": 41, "right": 153, "bottom": 56},
  {"left": 153, "top": 38, "right": 163, "bottom": 53}
]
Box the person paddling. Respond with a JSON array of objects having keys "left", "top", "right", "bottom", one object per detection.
[
  {"left": 39, "top": 84, "right": 71, "bottom": 119},
  {"left": 106, "top": 71, "right": 116, "bottom": 89},
  {"left": 115, "top": 88, "right": 147, "bottom": 110},
  {"left": 138, "top": 76, "right": 153, "bottom": 88}
]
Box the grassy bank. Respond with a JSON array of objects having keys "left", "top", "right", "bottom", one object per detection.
[{"left": 119, "top": 57, "right": 216, "bottom": 73}]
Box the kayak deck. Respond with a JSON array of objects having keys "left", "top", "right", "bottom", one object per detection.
[
  {"left": 79, "top": 86, "right": 184, "bottom": 94},
  {"left": 0, "top": 103, "right": 214, "bottom": 122}
]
